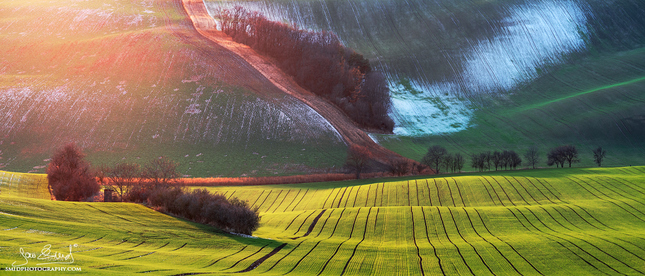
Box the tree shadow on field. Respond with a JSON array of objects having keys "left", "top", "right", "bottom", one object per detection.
[{"left": 162, "top": 212, "right": 283, "bottom": 248}]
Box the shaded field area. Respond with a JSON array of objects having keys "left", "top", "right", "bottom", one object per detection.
[
  {"left": 377, "top": 47, "right": 645, "bottom": 168},
  {"left": 2, "top": 166, "right": 645, "bottom": 274}
]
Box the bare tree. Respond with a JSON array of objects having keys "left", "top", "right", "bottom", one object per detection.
[
  {"left": 46, "top": 143, "right": 99, "bottom": 201},
  {"left": 524, "top": 146, "right": 539, "bottom": 169},
  {"left": 561, "top": 145, "right": 580, "bottom": 168},
  {"left": 346, "top": 146, "right": 371, "bottom": 179},
  {"left": 422, "top": 145, "right": 448, "bottom": 174},
  {"left": 593, "top": 146, "right": 606, "bottom": 167},
  {"left": 142, "top": 157, "right": 181, "bottom": 188},
  {"left": 106, "top": 163, "right": 141, "bottom": 201},
  {"left": 454, "top": 153, "right": 465, "bottom": 172},
  {"left": 492, "top": 151, "right": 502, "bottom": 171}
]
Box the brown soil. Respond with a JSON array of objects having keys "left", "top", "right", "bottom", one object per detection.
[{"left": 180, "top": 0, "right": 423, "bottom": 172}]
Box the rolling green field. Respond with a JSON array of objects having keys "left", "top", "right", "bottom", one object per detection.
[{"left": 2, "top": 166, "right": 645, "bottom": 274}]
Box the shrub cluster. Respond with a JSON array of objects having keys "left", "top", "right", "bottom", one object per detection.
[
  {"left": 421, "top": 145, "right": 465, "bottom": 174},
  {"left": 471, "top": 151, "right": 521, "bottom": 172},
  {"left": 47, "top": 143, "right": 100, "bottom": 201},
  {"left": 148, "top": 187, "right": 260, "bottom": 235},
  {"left": 215, "top": 6, "right": 394, "bottom": 132}
]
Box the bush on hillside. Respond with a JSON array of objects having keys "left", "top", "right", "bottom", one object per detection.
[
  {"left": 147, "top": 187, "right": 260, "bottom": 235},
  {"left": 46, "top": 143, "right": 100, "bottom": 201},
  {"left": 214, "top": 6, "right": 394, "bottom": 132}
]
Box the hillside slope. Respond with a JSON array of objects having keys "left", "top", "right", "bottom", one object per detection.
[
  {"left": 1, "top": 167, "right": 645, "bottom": 274},
  {"left": 0, "top": 0, "right": 346, "bottom": 177}
]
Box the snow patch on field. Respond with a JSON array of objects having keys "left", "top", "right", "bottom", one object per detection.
[
  {"left": 389, "top": 80, "right": 473, "bottom": 136},
  {"left": 461, "top": 0, "right": 590, "bottom": 93}
]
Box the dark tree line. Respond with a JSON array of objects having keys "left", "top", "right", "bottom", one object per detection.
[
  {"left": 547, "top": 145, "right": 579, "bottom": 168},
  {"left": 471, "top": 150, "right": 522, "bottom": 172},
  {"left": 421, "top": 145, "right": 465, "bottom": 174},
  {"left": 215, "top": 6, "right": 394, "bottom": 131}
]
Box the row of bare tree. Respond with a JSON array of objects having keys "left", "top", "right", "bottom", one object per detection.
[
  {"left": 418, "top": 145, "right": 608, "bottom": 174},
  {"left": 214, "top": 6, "right": 394, "bottom": 131}
]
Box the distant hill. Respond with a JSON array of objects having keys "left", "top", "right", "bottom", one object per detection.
[
  {"left": 205, "top": 0, "right": 645, "bottom": 167},
  {"left": 0, "top": 0, "right": 346, "bottom": 176}
]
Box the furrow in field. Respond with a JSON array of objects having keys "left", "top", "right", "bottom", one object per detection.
[
  {"left": 521, "top": 177, "right": 556, "bottom": 204},
  {"left": 227, "top": 191, "right": 236, "bottom": 199},
  {"left": 254, "top": 190, "right": 272, "bottom": 210},
  {"left": 446, "top": 208, "right": 496, "bottom": 275},
  {"left": 420, "top": 207, "right": 444, "bottom": 275},
  {"left": 424, "top": 180, "right": 434, "bottom": 206},
  {"left": 317, "top": 208, "right": 363, "bottom": 275},
  {"left": 326, "top": 209, "right": 347, "bottom": 239},
  {"left": 482, "top": 177, "right": 509, "bottom": 206},
  {"left": 249, "top": 190, "right": 265, "bottom": 208},
  {"left": 409, "top": 207, "right": 426, "bottom": 276},
  {"left": 335, "top": 187, "right": 349, "bottom": 209},
  {"left": 262, "top": 240, "right": 305, "bottom": 273},
  {"left": 223, "top": 244, "right": 269, "bottom": 270},
  {"left": 451, "top": 178, "right": 467, "bottom": 207},
  {"left": 533, "top": 178, "right": 563, "bottom": 201},
  {"left": 321, "top": 188, "right": 337, "bottom": 209},
  {"left": 407, "top": 181, "right": 413, "bottom": 206},
  {"left": 460, "top": 208, "right": 523, "bottom": 275},
  {"left": 283, "top": 240, "right": 322, "bottom": 275},
  {"left": 289, "top": 189, "right": 309, "bottom": 212},
  {"left": 523, "top": 206, "right": 642, "bottom": 263},
  {"left": 444, "top": 178, "right": 457, "bottom": 207},
  {"left": 433, "top": 179, "right": 444, "bottom": 206},
  {"left": 351, "top": 186, "right": 361, "bottom": 208},
  {"left": 283, "top": 210, "right": 308, "bottom": 232},
  {"left": 202, "top": 245, "right": 248, "bottom": 268},
  {"left": 504, "top": 208, "right": 609, "bottom": 275},
  {"left": 436, "top": 207, "right": 475, "bottom": 275},
  {"left": 363, "top": 185, "right": 372, "bottom": 207},
  {"left": 266, "top": 190, "right": 285, "bottom": 213},
  {"left": 415, "top": 181, "right": 422, "bottom": 206},
  {"left": 341, "top": 207, "right": 373, "bottom": 276},
  {"left": 273, "top": 189, "right": 295, "bottom": 213},
  {"left": 507, "top": 176, "right": 541, "bottom": 205},
  {"left": 236, "top": 243, "right": 287, "bottom": 273},
  {"left": 298, "top": 210, "right": 327, "bottom": 238},
  {"left": 495, "top": 176, "right": 530, "bottom": 205},
  {"left": 511, "top": 208, "right": 631, "bottom": 275},
  {"left": 582, "top": 176, "right": 645, "bottom": 208},
  {"left": 567, "top": 177, "right": 645, "bottom": 222},
  {"left": 315, "top": 209, "right": 336, "bottom": 238},
  {"left": 292, "top": 210, "right": 318, "bottom": 236},
  {"left": 343, "top": 187, "right": 354, "bottom": 208},
  {"left": 282, "top": 189, "right": 302, "bottom": 212},
  {"left": 472, "top": 209, "right": 543, "bottom": 275},
  {"left": 478, "top": 178, "right": 499, "bottom": 206}
]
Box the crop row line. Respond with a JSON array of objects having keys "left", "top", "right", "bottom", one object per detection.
[
  {"left": 446, "top": 208, "right": 496, "bottom": 275},
  {"left": 509, "top": 208, "right": 637, "bottom": 275},
  {"left": 409, "top": 207, "right": 426, "bottom": 276},
  {"left": 460, "top": 208, "right": 523, "bottom": 275},
  {"left": 567, "top": 177, "right": 645, "bottom": 223},
  {"left": 436, "top": 207, "right": 475, "bottom": 275},
  {"left": 340, "top": 207, "right": 373, "bottom": 276},
  {"left": 317, "top": 208, "right": 363, "bottom": 275},
  {"left": 520, "top": 206, "right": 644, "bottom": 273},
  {"left": 236, "top": 243, "right": 287, "bottom": 273},
  {"left": 293, "top": 210, "right": 318, "bottom": 235},
  {"left": 224, "top": 244, "right": 269, "bottom": 270}
]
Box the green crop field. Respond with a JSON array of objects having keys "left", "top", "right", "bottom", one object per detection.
[{"left": 2, "top": 166, "right": 645, "bottom": 274}]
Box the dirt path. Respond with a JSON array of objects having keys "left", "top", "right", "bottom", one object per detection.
[{"left": 180, "top": 0, "right": 420, "bottom": 169}]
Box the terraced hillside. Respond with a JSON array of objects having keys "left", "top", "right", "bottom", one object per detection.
[
  {"left": 0, "top": 0, "right": 346, "bottom": 177},
  {"left": 2, "top": 166, "right": 644, "bottom": 274}
]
